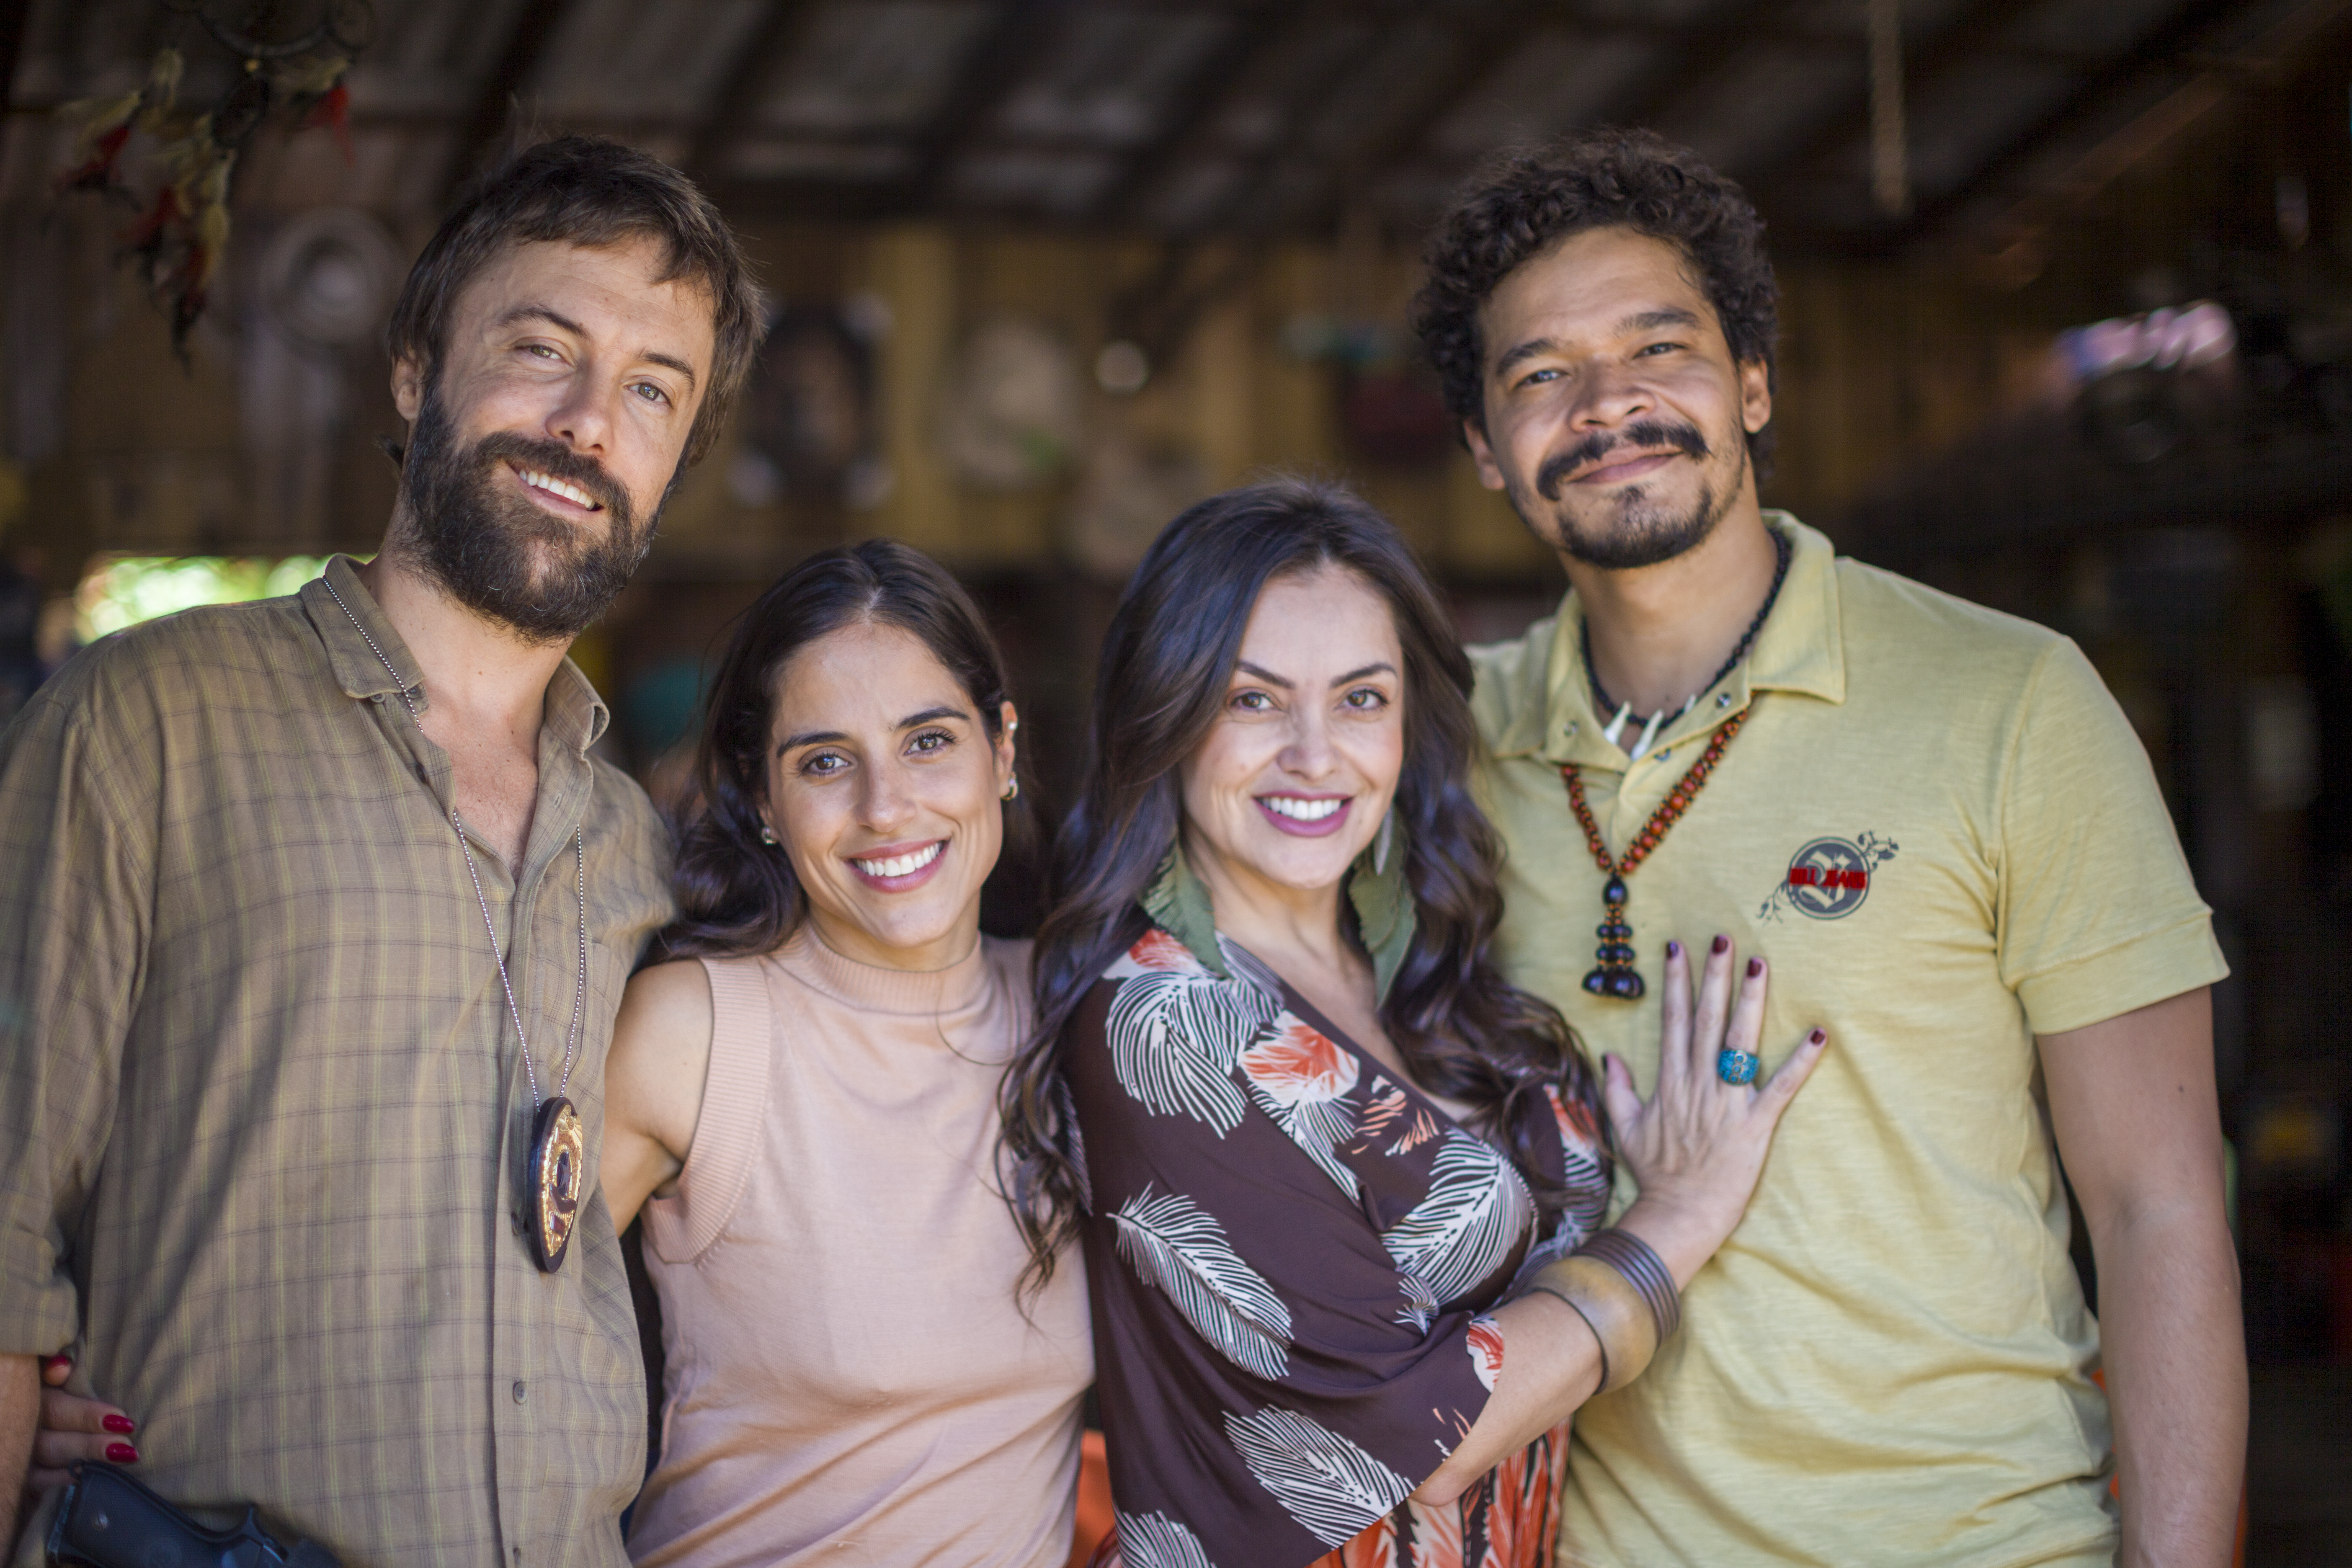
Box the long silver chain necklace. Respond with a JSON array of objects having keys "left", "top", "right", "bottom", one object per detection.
[{"left": 325, "top": 577, "right": 590, "bottom": 1272}]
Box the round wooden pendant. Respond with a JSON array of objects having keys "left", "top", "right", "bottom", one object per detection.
[{"left": 528, "top": 1096, "right": 585, "bottom": 1273}]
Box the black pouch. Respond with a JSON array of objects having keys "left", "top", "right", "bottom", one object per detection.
[{"left": 46, "top": 1461, "right": 340, "bottom": 1568}]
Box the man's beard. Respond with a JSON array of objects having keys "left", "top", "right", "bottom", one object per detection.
[
  {"left": 1505, "top": 418, "right": 1743, "bottom": 571},
  {"left": 390, "top": 390, "right": 659, "bottom": 644}
]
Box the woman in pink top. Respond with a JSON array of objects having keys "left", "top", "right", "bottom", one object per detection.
[{"left": 600, "top": 540, "right": 1091, "bottom": 1567}]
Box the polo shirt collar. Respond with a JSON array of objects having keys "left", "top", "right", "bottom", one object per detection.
[
  {"left": 301, "top": 555, "right": 611, "bottom": 757},
  {"left": 1494, "top": 512, "right": 1845, "bottom": 769}
]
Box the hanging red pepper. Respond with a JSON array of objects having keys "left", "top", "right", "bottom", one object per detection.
[
  {"left": 299, "top": 80, "right": 353, "bottom": 165},
  {"left": 121, "top": 185, "right": 182, "bottom": 255},
  {"left": 55, "top": 122, "right": 134, "bottom": 196}
]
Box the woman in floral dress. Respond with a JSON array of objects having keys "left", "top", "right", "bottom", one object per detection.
[{"left": 998, "top": 478, "right": 1826, "bottom": 1568}]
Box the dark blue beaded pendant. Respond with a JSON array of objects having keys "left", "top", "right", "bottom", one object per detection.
[{"left": 1582, "top": 872, "right": 1645, "bottom": 999}]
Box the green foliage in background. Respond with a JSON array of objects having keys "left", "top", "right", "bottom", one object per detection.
[{"left": 78, "top": 556, "right": 334, "bottom": 641}]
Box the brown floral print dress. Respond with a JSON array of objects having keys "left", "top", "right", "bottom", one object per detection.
[{"left": 1068, "top": 926, "right": 1611, "bottom": 1568}]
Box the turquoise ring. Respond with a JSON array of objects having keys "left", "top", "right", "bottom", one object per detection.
[{"left": 1717, "top": 1048, "right": 1759, "bottom": 1086}]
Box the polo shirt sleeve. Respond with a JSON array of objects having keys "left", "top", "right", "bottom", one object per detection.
[
  {"left": 0, "top": 679, "right": 154, "bottom": 1355},
  {"left": 1994, "top": 636, "right": 2227, "bottom": 1035}
]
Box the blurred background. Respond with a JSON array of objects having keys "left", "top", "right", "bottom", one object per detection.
[{"left": 3, "top": 0, "right": 2349, "bottom": 1558}]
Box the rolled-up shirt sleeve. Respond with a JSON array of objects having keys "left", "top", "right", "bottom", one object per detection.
[{"left": 0, "top": 681, "right": 153, "bottom": 1355}]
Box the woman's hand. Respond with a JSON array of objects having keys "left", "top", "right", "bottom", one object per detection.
[
  {"left": 1604, "top": 936, "right": 1827, "bottom": 1289},
  {"left": 28, "top": 1354, "right": 138, "bottom": 1491}
]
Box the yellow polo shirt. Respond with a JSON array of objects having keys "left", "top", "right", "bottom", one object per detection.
[{"left": 1469, "top": 516, "right": 2226, "bottom": 1568}]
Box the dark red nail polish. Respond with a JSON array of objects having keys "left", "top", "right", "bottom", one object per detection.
[
  {"left": 1666, "top": 939, "right": 1682, "bottom": 958},
  {"left": 1747, "top": 956, "right": 1764, "bottom": 977},
  {"left": 103, "top": 1414, "right": 134, "bottom": 1434},
  {"left": 106, "top": 1442, "right": 138, "bottom": 1464},
  {"left": 1711, "top": 934, "right": 1730, "bottom": 954},
  {"left": 43, "top": 1353, "right": 70, "bottom": 1372},
  {"left": 1809, "top": 1029, "right": 1827, "bottom": 1044}
]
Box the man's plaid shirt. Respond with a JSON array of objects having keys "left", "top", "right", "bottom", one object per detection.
[{"left": 1, "top": 556, "right": 672, "bottom": 1567}]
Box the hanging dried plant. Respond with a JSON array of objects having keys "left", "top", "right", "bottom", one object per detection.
[{"left": 51, "top": 1, "right": 376, "bottom": 361}]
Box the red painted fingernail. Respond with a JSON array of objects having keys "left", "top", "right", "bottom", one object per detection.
[
  {"left": 1666, "top": 939, "right": 1681, "bottom": 958},
  {"left": 106, "top": 1442, "right": 138, "bottom": 1464},
  {"left": 1711, "top": 934, "right": 1730, "bottom": 954},
  {"left": 103, "top": 1414, "right": 135, "bottom": 1434},
  {"left": 1808, "top": 1029, "right": 1827, "bottom": 1045},
  {"left": 1746, "top": 956, "right": 1764, "bottom": 977},
  {"left": 44, "top": 1353, "right": 70, "bottom": 1372}
]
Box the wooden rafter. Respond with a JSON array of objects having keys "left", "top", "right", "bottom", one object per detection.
[
  {"left": 1759, "top": 0, "right": 2089, "bottom": 206},
  {"left": 0, "top": 0, "right": 32, "bottom": 123},
  {"left": 1111, "top": 9, "right": 1390, "bottom": 237},
  {"left": 687, "top": 0, "right": 811, "bottom": 184},
  {"left": 1099, "top": 0, "right": 1289, "bottom": 227},
  {"left": 1955, "top": 0, "right": 2352, "bottom": 249},
  {"left": 1894, "top": 0, "right": 2279, "bottom": 241},
  {"left": 1312, "top": 0, "right": 1554, "bottom": 200},
  {"left": 441, "top": 0, "right": 578, "bottom": 201},
  {"left": 903, "top": 0, "right": 1083, "bottom": 210},
  {"left": 1611, "top": 0, "right": 1821, "bottom": 137}
]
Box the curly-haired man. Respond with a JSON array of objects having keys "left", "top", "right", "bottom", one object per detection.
[{"left": 1420, "top": 129, "right": 2244, "bottom": 1568}]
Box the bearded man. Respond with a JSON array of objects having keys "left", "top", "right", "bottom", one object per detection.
[
  {"left": 1419, "top": 131, "right": 2245, "bottom": 1568},
  {"left": 1, "top": 135, "right": 760, "bottom": 1566}
]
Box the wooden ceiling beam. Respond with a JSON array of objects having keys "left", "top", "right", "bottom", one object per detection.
[
  {"left": 1612, "top": 0, "right": 1820, "bottom": 135},
  {"left": 901, "top": 0, "right": 1082, "bottom": 211},
  {"left": 1894, "top": 0, "right": 2283, "bottom": 242},
  {"left": 1098, "top": 0, "right": 1290, "bottom": 227},
  {"left": 440, "top": 0, "right": 578, "bottom": 202},
  {"left": 1759, "top": 0, "right": 2075, "bottom": 199},
  {"left": 687, "top": 0, "right": 812, "bottom": 186},
  {"left": 1201, "top": 19, "right": 1391, "bottom": 235},
  {"left": 1326, "top": 0, "right": 1562, "bottom": 191},
  {"left": 0, "top": 0, "right": 33, "bottom": 123}
]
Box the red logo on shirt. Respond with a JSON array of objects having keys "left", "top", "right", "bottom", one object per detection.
[{"left": 1760, "top": 833, "right": 1899, "bottom": 922}]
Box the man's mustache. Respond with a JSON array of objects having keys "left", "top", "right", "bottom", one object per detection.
[
  {"left": 1535, "top": 420, "right": 1711, "bottom": 501},
  {"left": 470, "top": 430, "right": 632, "bottom": 522}
]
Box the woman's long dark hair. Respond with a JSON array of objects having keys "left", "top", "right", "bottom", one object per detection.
[
  {"left": 660, "top": 538, "right": 1027, "bottom": 960},
  {"left": 999, "top": 476, "right": 1603, "bottom": 1293}
]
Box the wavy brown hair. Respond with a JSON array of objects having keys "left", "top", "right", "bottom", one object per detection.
[
  {"left": 659, "top": 538, "right": 1027, "bottom": 961},
  {"left": 998, "top": 477, "right": 1604, "bottom": 1294}
]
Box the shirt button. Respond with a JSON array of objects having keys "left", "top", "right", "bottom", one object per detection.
[{"left": 512, "top": 1380, "right": 526, "bottom": 1404}]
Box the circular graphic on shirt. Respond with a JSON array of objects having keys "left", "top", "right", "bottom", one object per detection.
[{"left": 1782, "top": 837, "right": 1876, "bottom": 919}]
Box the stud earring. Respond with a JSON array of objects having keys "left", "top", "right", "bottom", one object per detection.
[
  {"left": 1001, "top": 777, "right": 1020, "bottom": 802},
  {"left": 758, "top": 825, "right": 779, "bottom": 846}
]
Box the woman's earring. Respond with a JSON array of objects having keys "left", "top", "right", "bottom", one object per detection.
[
  {"left": 758, "top": 825, "right": 779, "bottom": 846},
  {"left": 1001, "top": 776, "right": 1020, "bottom": 802},
  {"left": 1374, "top": 809, "right": 1395, "bottom": 875}
]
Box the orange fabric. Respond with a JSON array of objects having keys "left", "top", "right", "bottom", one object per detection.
[{"left": 1069, "top": 1430, "right": 1115, "bottom": 1568}]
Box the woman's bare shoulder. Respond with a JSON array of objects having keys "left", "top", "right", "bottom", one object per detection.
[{"left": 609, "top": 959, "right": 715, "bottom": 1136}]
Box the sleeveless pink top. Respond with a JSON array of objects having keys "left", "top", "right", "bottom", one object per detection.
[{"left": 627, "top": 931, "right": 1091, "bottom": 1568}]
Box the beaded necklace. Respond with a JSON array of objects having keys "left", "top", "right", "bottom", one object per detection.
[{"left": 1562, "top": 528, "right": 1791, "bottom": 1001}]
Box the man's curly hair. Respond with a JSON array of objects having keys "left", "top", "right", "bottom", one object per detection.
[{"left": 1412, "top": 127, "right": 1780, "bottom": 469}]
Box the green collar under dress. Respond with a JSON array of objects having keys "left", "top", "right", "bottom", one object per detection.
[{"left": 1140, "top": 839, "right": 1418, "bottom": 1005}]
